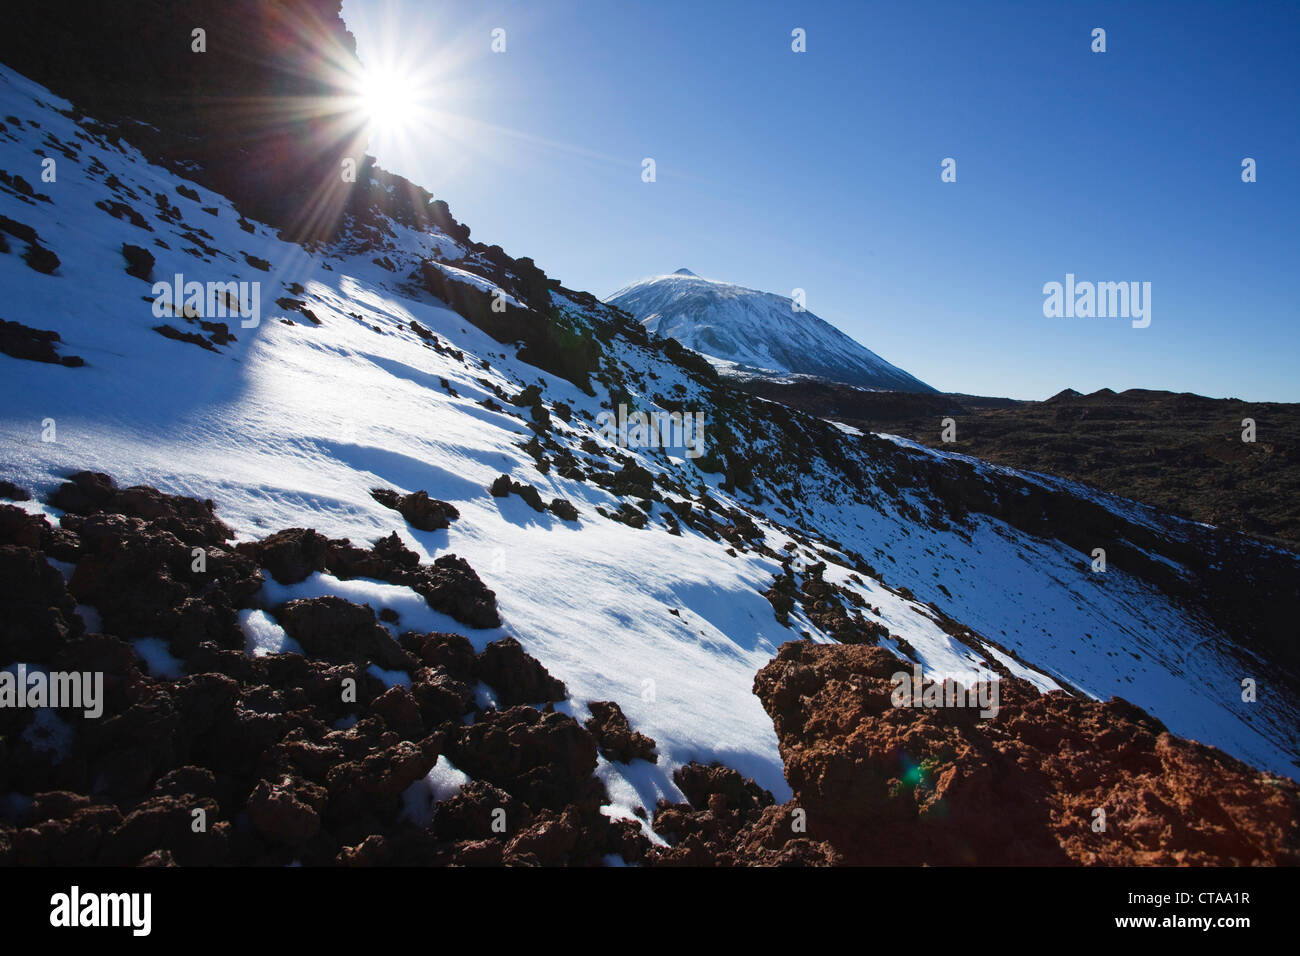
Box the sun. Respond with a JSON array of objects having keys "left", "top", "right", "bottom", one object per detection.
[{"left": 356, "top": 64, "right": 419, "bottom": 134}]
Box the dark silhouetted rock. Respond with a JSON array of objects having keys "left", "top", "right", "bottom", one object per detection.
[
  {"left": 121, "top": 242, "right": 154, "bottom": 280},
  {"left": 238, "top": 527, "right": 331, "bottom": 584},
  {"left": 274, "top": 597, "right": 412, "bottom": 671},
  {"left": 450, "top": 706, "right": 600, "bottom": 813},
  {"left": 548, "top": 498, "right": 579, "bottom": 521},
  {"left": 247, "top": 776, "right": 325, "bottom": 847},
  {"left": 585, "top": 700, "right": 657, "bottom": 763},
  {"left": 488, "top": 474, "right": 545, "bottom": 512},
  {"left": 477, "top": 637, "right": 565, "bottom": 707},
  {"left": 371, "top": 487, "right": 459, "bottom": 531},
  {"left": 405, "top": 554, "right": 500, "bottom": 629},
  {"left": 0, "top": 318, "right": 80, "bottom": 365},
  {"left": 0, "top": 480, "right": 31, "bottom": 501}
]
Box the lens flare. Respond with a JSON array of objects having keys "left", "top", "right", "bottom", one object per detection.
[{"left": 356, "top": 64, "right": 419, "bottom": 134}]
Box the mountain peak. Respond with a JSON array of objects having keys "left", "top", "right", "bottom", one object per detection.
[{"left": 607, "top": 272, "right": 936, "bottom": 393}]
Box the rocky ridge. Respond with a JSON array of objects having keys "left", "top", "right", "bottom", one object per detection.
[{"left": 3, "top": 476, "right": 1296, "bottom": 866}]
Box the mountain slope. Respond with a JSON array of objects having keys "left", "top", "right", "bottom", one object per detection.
[
  {"left": 606, "top": 269, "right": 936, "bottom": 393},
  {"left": 790, "top": 384, "right": 1300, "bottom": 547},
  {"left": 1, "top": 56, "right": 1298, "bottom": 867}
]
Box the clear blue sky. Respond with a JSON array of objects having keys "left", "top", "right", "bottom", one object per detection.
[{"left": 341, "top": 0, "right": 1299, "bottom": 401}]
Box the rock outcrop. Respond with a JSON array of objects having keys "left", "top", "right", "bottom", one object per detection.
[
  {"left": 745, "top": 641, "right": 1300, "bottom": 865},
  {"left": 0, "top": 471, "right": 649, "bottom": 867}
]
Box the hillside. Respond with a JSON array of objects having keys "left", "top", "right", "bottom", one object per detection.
[
  {"left": 1, "top": 5, "right": 1298, "bottom": 868},
  {"left": 742, "top": 380, "right": 1300, "bottom": 546}
]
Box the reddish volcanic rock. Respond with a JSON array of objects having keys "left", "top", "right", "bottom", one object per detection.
[
  {"left": 748, "top": 641, "right": 1300, "bottom": 865},
  {"left": 399, "top": 630, "right": 476, "bottom": 680},
  {"left": 476, "top": 637, "right": 566, "bottom": 707},
  {"left": 6, "top": 467, "right": 1294, "bottom": 869},
  {"left": 0, "top": 469, "right": 640, "bottom": 867},
  {"left": 247, "top": 776, "right": 326, "bottom": 847},
  {"left": 408, "top": 554, "right": 500, "bottom": 629},
  {"left": 673, "top": 761, "right": 773, "bottom": 814},
  {"left": 370, "top": 487, "right": 460, "bottom": 532},
  {"left": 503, "top": 808, "right": 582, "bottom": 866},
  {"left": 429, "top": 780, "right": 530, "bottom": 843},
  {"left": 449, "top": 705, "right": 602, "bottom": 813},
  {"left": 274, "top": 596, "right": 413, "bottom": 671},
  {"left": 240, "top": 527, "right": 331, "bottom": 584},
  {"left": 584, "top": 700, "right": 658, "bottom": 764}
]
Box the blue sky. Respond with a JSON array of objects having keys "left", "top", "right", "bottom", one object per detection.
[{"left": 341, "top": 0, "right": 1299, "bottom": 401}]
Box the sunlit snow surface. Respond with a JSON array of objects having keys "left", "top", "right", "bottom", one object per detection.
[{"left": 0, "top": 60, "right": 1295, "bottom": 842}]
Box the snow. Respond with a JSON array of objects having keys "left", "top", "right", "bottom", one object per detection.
[
  {"left": 424, "top": 260, "right": 524, "bottom": 307},
  {"left": 426, "top": 755, "right": 471, "bottom": 802},
  {"left": 23, "top": 708, "right": 73, "bottom": 761},
  {"left": 3, "top": 660, "right": 77, "bottom": 761},
  {"left": 46, "top": 557, "right": 76, "bottom": 581},
  {"left": 366, "top": 663, "right": 411, "bottom": 689},
  {"left": 74, "top": 604, "right": 102, "bottom": 633},
  {"left": 131, "top": 638, "right": 184, "bottom": 679},
  {"left": 402, "top": 755, "right": 471, "bottom": 825},
  {"left": 261, "top": 571, "right": 480, "bottom": 642},
  {"left": 0, "top": 52, "right": 1295, "bottom": 858},
  {"left": 238, "top": 608, "right": 303, "bottom": 658},
  {"left": 606, "top": 271, "right": 935, "bottom": 392}
]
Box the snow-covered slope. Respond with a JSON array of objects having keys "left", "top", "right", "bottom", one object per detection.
[
  {"left": 606, "top": 269, "right": 935, "bottom": 393},
  {"left": 1, "top": 56, "right": 1296, "bottom": 845}
]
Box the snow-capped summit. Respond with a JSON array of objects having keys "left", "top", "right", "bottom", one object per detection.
[{"left": 606, "top": 270, "right": 936, "bottom": 393}]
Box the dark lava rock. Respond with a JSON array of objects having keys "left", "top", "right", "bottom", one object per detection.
[
  {"left": 477, "top": 636, "right": 565, "bottom": 707},
  {"left": 247, "top": 776, "right": 326, "bottom": 847},
  {"left": 430, "top": 780, "right": 527, "bottom": 843},
  {"left": 0, "top": 480, "right": 31, "bottom": 501},
  {"left": 584, "top": 700, "right": 657, "bottom": 763},
  {"left": 0, "top": 469, "right": 632, "bottom": 867},
  {"left": 121, "top": 242, "right": 154, "bottom": 281},
  {"left": 489, "top": 474, "right": 545, "bottom": 512},
  {"left": 0, "top": 542, "right": 86, "bottom": 663},
  {"left": 238, "top": 527, "right": 331, "bottom": 584},
  {"left": 274, "top": 596, "right": 412, "bottom": 671},
  {"left": 370, "top": 487, "right": 459, "bottom": 532},
  {"left": 548, "top": 498, "right": 579, "bottom": 522},
  {"left": 673, "top": 761, "right": 773, "bottom": 814},
  {"left": 0, "top": 318, "right": 80, "bottom": 365},
  {"left": 22, "top": 243, "right": 60, "bottom": 274},
  {"left": 400, "top": 631, "right": 476, "bottom": 681},
  {"left": 449, "top": 705, "right": 600, "bottom": 813},
  {"left": 405, "top": 554, "right": 500, "bottom": 629}
]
